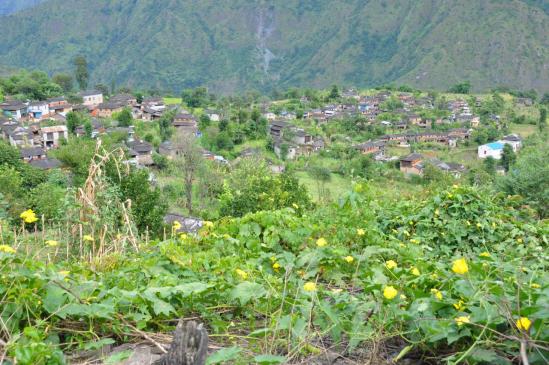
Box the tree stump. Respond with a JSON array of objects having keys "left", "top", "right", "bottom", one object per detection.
[{"left": 153, "top": 320, "right": 208, "bottom": 365}]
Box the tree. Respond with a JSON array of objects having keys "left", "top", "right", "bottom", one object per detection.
[
  {"left": 65, "top": 111, "right": 81, "bottom": 135},
  {"left": 158, "top": 110, "right": 176, "bottom": 141},
  {"left": 172, "top": 132, "right": 203, "bottom": 214},
  {"left": 329, "top": 85, "right": 340, "bottom": 100},
  {"left": 95, "top": 83, "right": 110, "bottom": 97},
  {"left": 84, "top": 120, "right": 93, "bottom": 138},
  {"left": 115, "top": 107, "right": 133, "bottom": 127},
  {"left": 74, "top": 56, "right": 89, "bottom": 90},
  {"left": 483, "top": 156, "right": 497, "bottom": 175},
  {"left": 449, "top": 81, "right": 471, "bottom": 94},
  {"left": 199, "top": 114, "right": 211, "bottom": 130},
  {"left": 501, "top": 144, "right": 516, "bottom": 172},
  {"left": 497, "top": 141, "right": 548, "bottom": 218},
  {"left": 308, "top": 165, "right": 331, "bottom": 202},
  {"left": 52, "top": 73, "right": 73, "bottom": 93},
  {"left": 539, "top": 107, "right": 547, "bottom": 132}
]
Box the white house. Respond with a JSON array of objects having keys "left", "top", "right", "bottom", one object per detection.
[
  {"left": 79, "top": 90, "right": 104, "bottom": 106},
  {"left": 478, "top": 142, "right": 505, "bottom": 159},
  {"left": 501, "top": 134, "right": 522, "bottom": 152},
  {"left": 28, "top": 101, "right": 50, "bottom": 120},
  {"left": 41, "top": 125, "right": 68, "bottom": 149}
]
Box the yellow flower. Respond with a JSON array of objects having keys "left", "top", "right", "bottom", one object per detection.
[
  {"left": 430, "top": 288, "right": 443, "bottom": 300},
  {"left": 20, "top": 209, "right": 38, "bottom": 224},
  {"left": 383, "top": 286, "right": 398, "bottom": 300},
  {"left": 430, "top": 273, "right": 438, "bottom": 280},
  {"left": 203, "top": 221, "right": 214, "bottom": 228},
  {"left": 516, "top": 317, "right": 532, "bottom": 331},
  {"left": 344, "top": 255, "right": 354, "bottom": 263},
  {"left": 356, "top": 228, "right": 365, "bottom": 236},
  {"left": 410, "top": 238, "right": 420, "bottom": 244},
  {"left": 411, "top": 267, "right": 420, "bottom": 276},
  {"left": 83, "top": 235, "right": 94, "bottom": 242},
  {"left": 179, "top": 233, "right": 188, "bottom": 240},
  {"left": 316, "top": 237, "right": 327, "bottom": 247},
  {"left": 453, "top": 300, "right": 466, "bottom": 311},
  {"left": 58, "top": 270, "right": 70, "bottom": 276},
  {"left": 292, "top": 203, "right": 299, "bottom": 209},
  {"left": 0, "top": 245, "right": 16, "bottom": 254},
  {"left": 235, "top": 269, "right": 248, "bottom": 280},
  {"left": 46, "top": 240, "right": 59, "bottom": 247},
  {"left": 303, "top": 282, "right": 317, "bottom": 292},
  {"left": 452, "top": 258, "right": 469, "bottom": 275},
  {"left": 270, "top": 256, "right": 277, "bottom": 262},
  {"left": 385, "top": 260, "right": 398, "bottom": 270},
  {"left": 455, "top": 316, "right": 470, "bottom": 327},
  {"left": 479, "top": 251, "right": 490, "bottom": 258},
  {"left": 172, "top": 221, "right": 182, "bottom": 230},
  {"left": 476, "top": 223, "right": 482, "bottom": 228},
  {"left": 272, "top": 262, "right": 281, "bottom": 270},
  {"left": 517, "top": 238, "right": 523, "bottom": 243},
  {"left": 434, "top": 209, "right": 439, "bottom": 216},
  {"left": 531, "top": 283, "right": 541, "bottom": 289}
]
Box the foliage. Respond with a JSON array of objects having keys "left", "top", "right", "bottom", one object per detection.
[
  {"left": 73, "top": 55, "right": 89, "bottom": 90},
  {"left": 500, "top": 144, "right": 516, "bottom": 172},
  {"left": 219, "top": 159, "right": 312, "bottom": 217},
  {"left": 0, "top": 70, "right": 62, "bottom": 100},
  {"left": 115, "top": 107, "right": 133, "bottom": 127},
  {"left": 448, "top": 81, "right": 471, "bottom": 94}
]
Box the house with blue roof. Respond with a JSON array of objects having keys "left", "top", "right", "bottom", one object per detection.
[{"left": 477, "top": 141, "right": 505, "bottom": 159}]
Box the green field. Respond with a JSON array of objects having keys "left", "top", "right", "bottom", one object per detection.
[{"left": 163, "top": 97, "right": 182, "bottom": 105}]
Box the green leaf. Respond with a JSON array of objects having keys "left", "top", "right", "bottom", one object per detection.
[
  {"left": 394, "top": 345, "right": 413, "bottom": 362},
  {"left": 42, "top": 284, "right": 68, "bottom": 313},
  {"left": 152, "top": 298, "right": 175, "bottom": 316},
  {"left": 230, "top": 282, "right": 267, "bottom": 305},
  {"left": 253, "top": 354, "right": 286, "bottom": 364},
  {"left": 104, "top": 350, "right": 133, "bottom": 364},
  {"left": 83, "top": 338, "right": 115, "bottom": 350},
  {"left": 469, "top": 348, "right": 498, "bottom": 363},
  {"left": 171, "top": 282, "right": 210, "bottom": 297},
  {"left": 205, "top": 346, "right": 242, "bottom": 365}
]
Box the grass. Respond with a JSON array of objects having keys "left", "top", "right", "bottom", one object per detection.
[
  {"left": 163, "top": 97, "right": 182, "bottom": 105},
  {"left": 295, "top": 171, "right": 352, "bottom": 202},
  {"left": 510, "top": 123, "right": 538, "bottom": 137}
]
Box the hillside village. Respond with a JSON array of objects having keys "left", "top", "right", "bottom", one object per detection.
[{"left": 0, "top": 84, "right": 532, "bottom": 182}]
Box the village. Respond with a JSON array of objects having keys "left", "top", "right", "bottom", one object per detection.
[{"left": 0, "top": 85, "right": 530, "bottom": 186}]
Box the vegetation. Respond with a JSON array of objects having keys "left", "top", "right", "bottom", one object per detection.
[{"left": 0, "top": 1, "right": 548, "bottom": 93}]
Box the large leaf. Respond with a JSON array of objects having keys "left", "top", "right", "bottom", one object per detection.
[
  {"left": 230, "top": 282, "right": 267, "bottom": 305},
  {"left": 205, "top": 346, "right": 242, "bottom": 365}
]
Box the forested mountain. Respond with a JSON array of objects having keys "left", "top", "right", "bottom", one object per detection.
[
  {"left": 0, "top": 0, "right": 45, "bottom": 15},
  {"left": 0, "top": 0, "right": 547, "bottom": 93}
]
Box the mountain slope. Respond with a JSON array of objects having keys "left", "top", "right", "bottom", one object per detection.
[
  {"left": 0, "top": 0, "right": 547, "bottom": 93},
  {"left": 0, "top": 0, "right": 46, "bottom": 15}
]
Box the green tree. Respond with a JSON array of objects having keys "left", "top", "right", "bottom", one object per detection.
[
  {"left": 308, "top": 165, "right": 331, "bottom": 201},
  {"left": 65, "top": 111, "right": 81, "bottom": 134},
  {"left": 539, "top": 107, "right": 547, "bottom": 132},
  {"left": 449, "top": 81, "right": 471, "bottom": 94},
  {"left": 158, "top": 110, "right": 175, "bottom": 141},
  {"left": 501, "top": 144, "right": 516, "bottom": 172},
  {"left": 115, "top": 107, "right": 133, "bottom": 127},
  {"left": 329, "top": 85, "right": 340, "bottom": 100},
  {"left": 483, "top": 156, "right": 497, "bottom": 175},
  {"left": 52, "top": 73, "right": 73, "bottom": 93},
  {"left": 84, "top": 120, "right": 93, "bottom": 138},
  {"left": 172, "top": 132, "right": 204, "bottom": 214},
  {"left": 199, "top": 114, "right": 211, "bottom": 130},
  {"left": 74, "top": 55, "right": 89, "bottom": 90},
  {"left": 95, "top": 83, "right": 110, "bottom": 97}
]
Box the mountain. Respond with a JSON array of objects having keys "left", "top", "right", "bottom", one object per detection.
[
  {"left": 0, "top": 0, "right": 547, "bottom": 93},
  {"left": 0, "top": 0, "right": 45, "bottom": 15}
]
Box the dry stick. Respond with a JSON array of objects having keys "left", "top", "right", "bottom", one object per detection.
[
  {"left": 520, "top": 340, "right": 530, "bottom": 365},
  {"left": 117, "top": 316, "right": 168, "bottom": 355}
]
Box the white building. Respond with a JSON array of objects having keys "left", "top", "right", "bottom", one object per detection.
[
  {"left": 28, "top": 101, "right": 50, "bottom": 120},
  {"left": 478, "top": 142, "right": 505, "bottom": 159},
  {"left": 501, "top": 134, "right": 522, "bottom": 152},
  {"left": 41, "top": 125, "right": 68, "bottom": 149},
  {"left": 79, "top": 90, "right": 104, "bottom": 106}
]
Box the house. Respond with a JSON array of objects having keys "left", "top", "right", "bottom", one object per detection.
[
  {"left": 47, "top": 97, "right": 71, "bottom": 114},
  {"left": 173, "top": 113, "right": 198, "bottom": 135},
  {"left": 41, "top": 125, "right": 68, "bottom": 149},
  {"left": 97, "top": 102, "right": 125, "bottom": 118},
  {"left": 478, "top": 142, "right": 505, "bottom": 159},
  {"left": 7, "top": 126, "right": 37, "bottom": 147},
  {"left": 428, "top": 159, "right": 467, "bottom": 178},
  {"left": 127, "top": 140, "right": 153, "bottom": 166},
  {"left": 30, "top": 158, "right": 62, "bottom": 170},
  {"left": 356, "top": 140, "right": 385, "bottom": 155},
  {"left": 75, "top": 118, "right": 105, "bottom": 138},
  {"left": 205, "top": 109, "right": 221, "bottom": 122},
  {"left": 268, "top": 120, "right": 289, "bottom": 139},
  {"left": 20, "top": 147, "right": 46, "bottom": 162},
  {"left": 274, "top": 142, "right": 297, "bottom": 160},
  {"left": 399, "top": 153, "right": 423, "bottom": 175},
  {"left": 142, "top": 107, "right": 164, "bottom": 121},
  {"left": 110, "top": 94, "right": 137, "bottom": 107},
  {"left": 28, "top": 101, "right": 50, "bottom": 120},
  {"left": 0, "top": 101, "right": 28, "bottom": 120},
  {"left": 501, "top": 134, "right": 522, "bottom": 152},
  {"left": 79, "top": 90, "right": 104, "bottom": 106}
]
